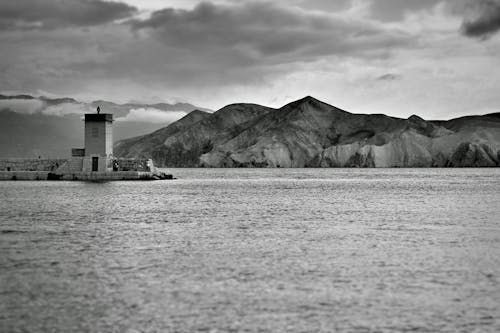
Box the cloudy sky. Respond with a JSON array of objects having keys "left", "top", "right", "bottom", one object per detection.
[{"left": 1, "top": 0, "right": 500, "bottom": 119}]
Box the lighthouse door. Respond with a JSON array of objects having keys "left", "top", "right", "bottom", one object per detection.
[{"left": 92, "top": 157, "right": 99, "bottom": 172}]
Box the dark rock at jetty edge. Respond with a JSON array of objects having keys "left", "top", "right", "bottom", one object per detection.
[{"left": 115, "top": 97, "right": 500, "bottom": 168}]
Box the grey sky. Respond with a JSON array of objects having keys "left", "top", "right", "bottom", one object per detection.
[{"left": 1, "top": 0, "right": 499, "bottom": 119}]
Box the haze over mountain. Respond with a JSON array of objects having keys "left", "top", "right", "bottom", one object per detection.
[
  {"left": 115, "top": 96, "right": 500, "bottom": 168},
  {"left": 0, "top": 94, "right": 211, "bottom": 158}
]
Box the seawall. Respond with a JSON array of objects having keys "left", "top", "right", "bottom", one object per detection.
[
  {"left": 0, "top": 171, "right": 172, "bottom": 181},
  {"left": 0, "top": 159, "right": 67, "bottom": 171}
]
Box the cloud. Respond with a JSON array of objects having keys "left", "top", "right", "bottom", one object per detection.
[
  {"left": 42, "top": 103, "right": 93, "bottom": 116},
  {"left": 0, "top": 99, "right": 45, "bottom": 114},
  {"left": 0, "top": 97, "right": 93, "bottom": 116},
  {"left": 461, "top": 0, "right": 500, "bottom": 38},
  {"left": 376, "top": 73, "right": 401, "bottom": 81},
  {"left": 131, "top": 1, "right": 411, "bottom": 58},
  {"left": 23, "top": 1, "right": 411, "bottom": 104},
  {"left": 0, "top": 97, "right": 188, "bottom": 124},
  {"left": 0, "top": 0, "right": 137, "bottom": 30},
  {"left": 122, "top": 0, "right": 352, "bottom": 13},
  {"left": 1, "top": 0, "right": 500, "bottom": 120},
  {"left": 115, "top": 108, "right": 187, "bottom": 123},
  {"left": 368, "top": 0, "right": 442, "bottom": 21}
]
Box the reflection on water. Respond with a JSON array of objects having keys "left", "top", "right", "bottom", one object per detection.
[{"left": 1, "top": 169, "right": 499, "bottom": 332}]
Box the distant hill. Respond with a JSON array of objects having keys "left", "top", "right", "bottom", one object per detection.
[
  {"left": 115, "top": 96, "right": 500, "bottom": 167},
  {"left": 114, "top": 110, "right": 212, "bottom": 161},
  {"left": 0, "top": 94, "right": 211, "bottom": 158},
  {"left": 114, "top": 103, "right": 274, "bottom": 165}
]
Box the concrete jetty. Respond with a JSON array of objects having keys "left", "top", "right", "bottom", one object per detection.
[{"left": 0, "top": 170, "right": 172, "bottom": 181}]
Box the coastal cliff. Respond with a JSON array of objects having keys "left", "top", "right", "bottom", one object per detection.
[{"left": 115, "top": 97, "right": 500, "bottom": 167}]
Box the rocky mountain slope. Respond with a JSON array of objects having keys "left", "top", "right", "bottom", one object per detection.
[
  {"left": 115, "top": 96, "right": 500, "bottom": 167},
  {"left": 115, "top": 103, "right": 275, "bottom": 166},
  {"left": 114, "top": 110, "right": 211, "bottom": 161},
  {"left": 0, "top": 94, "right": 210, "bottom": 157}
]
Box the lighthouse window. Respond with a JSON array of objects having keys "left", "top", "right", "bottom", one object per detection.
[{"left": 92, "top": 127, "right": 99, "bottom": 137}]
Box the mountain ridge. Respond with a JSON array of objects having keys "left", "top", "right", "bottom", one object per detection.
[{"left": 115, "top": 96, "right": 500, "bottom": 168}]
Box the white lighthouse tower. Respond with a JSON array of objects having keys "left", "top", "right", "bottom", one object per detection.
[{"left": 81, "top": 107, "right": 114, "bottom": 172}]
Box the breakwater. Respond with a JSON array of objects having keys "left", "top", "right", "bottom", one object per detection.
[
  {"left": 0, "top": 171, "right": 171, "bottom": 181},
  {"left": 0, "top": 158, "right": 172, "bottom": 181},
  {"left": 0, "top": 159, "right": 67, "bottom": 172}
]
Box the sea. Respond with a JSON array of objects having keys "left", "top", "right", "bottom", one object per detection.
[{"left": 1, "top": 168, "right": 499, "bottom": 332}]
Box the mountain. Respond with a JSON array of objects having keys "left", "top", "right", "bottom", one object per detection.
[
  {"left": 115, "top": 103, "right": 275, "bottom": 166},
  {"left": 114, "top": 96, "right": 500, "bottom": 167},
  {"left": 0, "top": 94, "right": 211, "bottom": 158},
  {"left": 114, "top": 110, "right": 212, "bottom": 161}
]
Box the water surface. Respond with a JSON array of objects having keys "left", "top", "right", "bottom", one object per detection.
[{"left": 1, "top": 169, "right": 499, "bottom": 332}]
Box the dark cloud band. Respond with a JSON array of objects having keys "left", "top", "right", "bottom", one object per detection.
[
  {"left": 131, "top": 1, "right": 411, "bottom": 58},
  {"left": 0, "top": 0, "right": 137, "bottom": 30},
  {"left": 462, "top": 0, "right": 500, "bottom": 38}
]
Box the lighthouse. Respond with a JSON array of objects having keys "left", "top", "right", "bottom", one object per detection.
[
  {"left": 63, "top": 105, "right": 164, "bottom": 179},
  {"left": 81, "top": 107, "right": 113, "bottom": 172},
  {"left": 2, "top": 105, "right": 168, "bottom": 180}
]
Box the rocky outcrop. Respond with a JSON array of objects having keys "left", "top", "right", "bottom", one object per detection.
[
  {"left": 151, "top": 104, "right": 275, "bottom": 167},
  {"left": 114, "top": 96, "right": 500, "bottom": 168},
  {"left": 114, "top": 110, "right": 211, "bottom": 160},
  {"left": 448, "top": 142, "right": 498, "bottom": 167}
]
